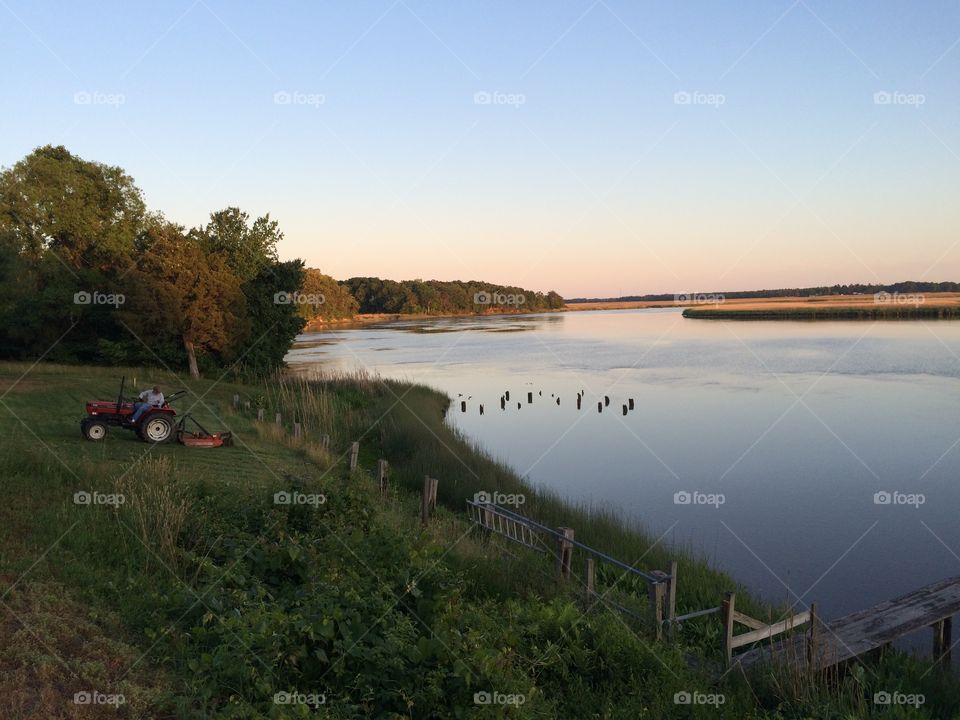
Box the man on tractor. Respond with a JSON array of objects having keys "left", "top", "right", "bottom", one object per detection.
[{"left": 131, "top": 385, "right": 164, "bottom": 424}]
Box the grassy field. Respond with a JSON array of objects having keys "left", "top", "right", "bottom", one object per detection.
[{"left": 1, "top": 361, "right": 957, "bottom": 718}]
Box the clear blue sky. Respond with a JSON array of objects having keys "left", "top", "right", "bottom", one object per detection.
[{"left": 2, "top": 0, "right": 958, "bottom": 296}]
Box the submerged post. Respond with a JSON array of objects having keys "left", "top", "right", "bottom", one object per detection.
[
  {"left": 350, "top": 441, "right": 359, "bottom": 471},
  {"left": 557, "top": 527, "right": 574, "bottom": 579},
  {"left": 721, "top": 592, "right": 736, "bottom": 665}
]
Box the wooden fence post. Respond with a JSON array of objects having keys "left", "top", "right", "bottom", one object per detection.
[
  {"left": 666, "top": 561, "right": 678, "bottom": 641},
  {"left": 257, "top": 408, "right": 264, "bottom": 422},
  {"left": 275, "top": 412, "right": 282, "bottom": 426},
  {"left": 420, "top": 476, "right": 433, "bottom": 527},
  {"left": 233, "top": 393, "right": 239, "bottom": 408},
  {"left": 377, "top": 459, "right": 388, "bottom": 494},
  {"left": 293, "top": 422, "right": 302, "bottom": 439},
  {"left": 322, "top": 434, "right": 330, "bottom": 449},
  {"left": 808, "top": 602, "right": 818, "bottom": 668},
  {"left": 349, "top": 441, "right": 359, "bottom": 471},
  {"left": 585, "top": 557, "right": 595, "bottom": 597},
  {"left": 649, "top": 576, "right": 666, "bottom": 641},
  {"left": 721, "top": 592, "right": 736, "bottom": 666},
  {"left": 556, "top": 528, "right": 574, "bottom": 579},
  {"left": 428, "top": 477, "right": 439, "bottom": 512},
  {"left": 933, "top": 616, "right": 952, "bottom": 668}
]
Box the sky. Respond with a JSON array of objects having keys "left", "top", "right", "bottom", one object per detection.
[{"left": 1, "top": 0, "right": 959, "bottom": 298}]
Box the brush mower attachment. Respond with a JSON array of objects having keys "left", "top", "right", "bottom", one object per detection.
[{"left": 176, "top": 414, "right": 233, "bottom": 448}]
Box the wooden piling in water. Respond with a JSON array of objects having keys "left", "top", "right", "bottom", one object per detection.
[
  {"left": 597, "top": 401, "right": 602, "bottom": 412},
  {"left": 557, "top": 527, "right": 574, "bottom": 579},
  {"left": 577, "top": 396, "right": 581, "bottom": 410},
  {"left": 628, "top": 398, "right": 634, "bottom": 410},
  {"left": 505, "top": 391, "right": 510, "bottom": 401},
  {"left": 622, "top": 404, "right": 627, "bottom": 415},
  {"left": 349, "top": 441, "right": 359, "bottom": 471},
  {"left": 461, "top": 400, "right": 466, "bottom": 412},
  {"left": 527, "top": 392, "right": 533, "bottom": 404},
  {"left": 604, "top": 395, "right": 610, "bottom": 407}
]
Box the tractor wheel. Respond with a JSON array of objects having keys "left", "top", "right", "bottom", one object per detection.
[
  {"left": 139, "top": 414, "right": 175, "bottom": 444},
  {"left": 81, "top": 419, "right": 108, "bottom": 441}
]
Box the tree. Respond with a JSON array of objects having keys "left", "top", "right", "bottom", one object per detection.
[
  {"left": 128, "top": 220, "right": 242, "bottom": 378},
  {"left": 300, "top": 268, "right": 358, "bottom": 321},
  {"left": 235, "top": 260, "right": 306, "bottom": 373},
  {"left": 191, "top": 207, "right": 280, "bottom": 282}
]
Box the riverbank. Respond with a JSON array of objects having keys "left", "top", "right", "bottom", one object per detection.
[
  {"left": 680, "top": 293, "right": 960, "bottom": 320},
  {"left": 1, "top": 361, "right": 957, "bottom": 717}
]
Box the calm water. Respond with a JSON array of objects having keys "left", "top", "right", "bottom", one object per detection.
[{"left": 288, "top": 308, "right": 960, "bottom": 648}]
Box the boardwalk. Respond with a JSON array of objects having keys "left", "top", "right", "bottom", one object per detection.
[{"left": 734, "top": 576, "right": 960, "bottom": 671}]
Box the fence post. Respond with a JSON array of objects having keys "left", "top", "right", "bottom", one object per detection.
[
  {"left": 585, "top": 557, "right": 595, "bottom": 597},
  {"left": 257, "top": 408, "right": 264, "bottom": 422},
  {"left": 233, "top": 393, "right": 239, "bottom": 408},
  {"left": 349, "top": 441, "right": 359, "bottom": 471},
  {"left": 428, "top": 477, "right": 439, "bottom": 512},
  {"left": 275, "top": 412, "right": 282, "bottom": 426},
  {"left": 293, "top": 422, "right": 302, "bottom": 439},
  {"left": 420, "top": 476, "right": 433, "bottom": 527},
  {"left": 933, "top": 616, "right": 952, "bottom": 668},
  {"left": 556, "top": 528, "right": 574, "bottom": 579},
  {"left": 808, "top": 602, "right": 818, "bottom": 669},
  {"left": 377, "top": 459, "right": 388, "bottom": 494},
  {"left": 322, "top": 434, "right": 330, "bottom": 449},
  {"left": 721, "top": 592, "right": 736, "bottom": 666},
  {"left": 666, "top": 561, "right": 678, "bottom": 641},
  {"left": 649, "top": 577, "right": 666, "bottom": 641}
]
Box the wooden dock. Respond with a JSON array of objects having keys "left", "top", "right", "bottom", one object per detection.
[{"left": 732, "top": 575, "right": 960, "bottom": 672}]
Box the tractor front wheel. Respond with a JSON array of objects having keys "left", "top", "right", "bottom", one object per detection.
[
  {"left": 81, "top": 419, "right": 108, "bottom": 441},
  {"left": 139, "top": 414, "right": 175, "bottom": 444}
]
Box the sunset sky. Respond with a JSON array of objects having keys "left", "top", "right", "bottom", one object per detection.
[{"left": 2, "top": 0, "right": 959, "bottom": 297}]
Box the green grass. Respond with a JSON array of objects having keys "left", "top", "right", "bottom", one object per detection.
[{"left": 1, "top": 361, "right": 958, "bottom": 719}]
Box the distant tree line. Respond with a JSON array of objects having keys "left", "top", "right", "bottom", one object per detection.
[
  {"left": 0, "top": 145, "right": 307, "bottom": 377},
  {"left": 570, "top": 282, "right": 960, "bottom": 303},
  {"left": 341, "top": 277, "right": 564, "bottom": 315},
  {"left": 0, "top": 145, "right": 565, "bottom": 375}
]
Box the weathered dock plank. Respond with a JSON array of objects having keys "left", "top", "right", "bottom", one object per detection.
[{"left": 735, "top": 576, "right": 960, "bottom": 671}]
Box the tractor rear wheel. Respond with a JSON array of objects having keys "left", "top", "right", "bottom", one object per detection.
[
  {"left": 81, "top": 419, "right": 108, "bottom": 441},
  {"left": 139, "top": 414, "right": 175, "bottom": 444}
]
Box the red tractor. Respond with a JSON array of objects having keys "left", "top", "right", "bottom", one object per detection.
[{"left": 80, "top": 377, "right": 187, "bottom": 444}]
